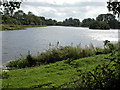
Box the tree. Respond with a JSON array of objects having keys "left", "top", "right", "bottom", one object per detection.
[
  {"left": 28, "top": 11, "right": 34, "bottom": 16},
  {"left": 96, "top": 13, "right": 119, "bottom": 29},
  {"left": 40, "top": 16, "right": 46, "bottom": 25},
  {"left": 62, "top": 18, "right": 81, "bottom": 26},
  {"left": 73, "top": 19, "right": 81, "bottom": 26},
  {"left": 1, "top": 0, "right": 23, "bottom": 25},
  {"left": 89, "top": 21, "right": 110, "bottom": 30},
  {"left": 81, "top": 18, "right": 95, "bottom": 27},
  {"left": 0, "top": 0, "right": 22, "bottom": 16},
  {"left": 45, "top": 19, "right": 57, "bottom": 25},
  {"left": 13, "top": 10, "right": 26, "bottom": 25},
  {"left": 96, "top": 14, "right": 115, "bottom": 22},
  {"left": 107, "top": 1, "right": 120, "bottom": 17}
]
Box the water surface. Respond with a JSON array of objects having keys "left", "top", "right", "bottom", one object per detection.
[{"left": 1, "top": 26, "right": 118, "bottom": 64}]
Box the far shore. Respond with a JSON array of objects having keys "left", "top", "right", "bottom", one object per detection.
[
  {"left": 0, "top": 24, "right": 47, "bottom": 31},
  {"left": 1, "top": 24, "right": 118, "bottom": 31}
]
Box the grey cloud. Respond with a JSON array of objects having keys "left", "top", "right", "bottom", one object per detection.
[
  {"left": 38, "top": 7, "right": 88, "bottom": 21},
  {"left": 22, "top": 1, "right": 105, "bottom": 8},
  {"left": 21, "top": 1, "right": 107, "bottom": 21}
]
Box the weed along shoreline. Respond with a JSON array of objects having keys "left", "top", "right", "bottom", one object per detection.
[
  {"left": 1, "top": 41, "right": 118, "bottom": 70},
  {"left": 3, "top": 41, "right": 116, "bottom": 69}
]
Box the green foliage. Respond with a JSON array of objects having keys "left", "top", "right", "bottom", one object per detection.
[
  {"left": 96, "top": 13, "right": 120, "bottom": 29},
  {"left": 6, "top": 54, "right": 38, "bottom": 69},
  {"left": 89, "top": 21, "right": 110, "bottom": 30},
  {"left": 6, "top": 59, "right": 29, "bottom": 69},
  {"left": 62, "top": 18, "right": 81, "bottom": 26},
  {"left": 81, "top": 18, "right": 95, "bottom": 27},
  {"left": 26, "top": 54, "right": 36, "bottom": 67},
  {"left": 2, "top": 10, "right": 47, "bottom": 26},
  {"left": 107, "top": 1, "right": 120, "bottom": 17},
  {"left": 6, "top": 45, "right": 98, "bottom": 69},
  {"left": 2, "top": 72, "right": 9, "bottom": 79},
  {"left": 80, "top": 13, "right": 119, "bottom": 29},
  {"left": 77, "top": 53, "right": 120, "bottom": 89},
  {"left": 1, "top": 0, "right": 21, "bottom": 16},
  {"left": 96, "top": 14, "right": 115, "bottom": 22},
  {"left": 45, "top": 19, "right": 57, "bottom": 25},
  {"left": 2, "top": 10, "right": 120, "bottom": 29}
]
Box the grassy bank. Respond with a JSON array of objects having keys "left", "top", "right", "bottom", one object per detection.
[
  {"left": 2, "top": 52, "right": 119, "bottom": 88},
  {"left": 0, "top": 24, "right": 47, "bottom": 31},
  {"left": 1, "top": 42, "right": 119, "bottom": 89}
]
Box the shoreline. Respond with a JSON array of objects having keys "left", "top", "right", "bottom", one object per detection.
[
  {"left": 0, "top": 24, "right": 47, "bottom": 31},
  {"left": 1, "top": 24, "right": 118, "bottom": 31}
]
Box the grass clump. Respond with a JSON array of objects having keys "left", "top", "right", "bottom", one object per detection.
[{"left": 6, "top": 45, "right": 96, "bottom": 69}]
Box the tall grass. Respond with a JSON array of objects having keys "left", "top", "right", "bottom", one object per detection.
[{"left": 6, "top": 42, "right": 118, "bottom": 70}]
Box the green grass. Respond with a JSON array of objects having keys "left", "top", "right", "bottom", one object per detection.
[{"left": 2, "top": 53, "right": 114, "bottom": 88}]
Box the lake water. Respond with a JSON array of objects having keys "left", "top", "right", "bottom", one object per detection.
[{"left": 0, "top": 26, "right": 118, "bottom": 64}]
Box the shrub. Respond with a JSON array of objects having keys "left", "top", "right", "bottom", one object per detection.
[
  {"left": 26, "top": 54, "right": 36, "bottom": 67},
  {"left": 6, "top": 60, "right": 19, "bottom": 69},
  {"left": 77, "top": 51, "right": 120, "bottom": 89}
]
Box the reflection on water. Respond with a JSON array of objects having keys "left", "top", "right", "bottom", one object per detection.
[
  {"left": 1, "top": 26, "right": 118, "bottom": 64},
  {"left": 90, "top": 29, "right": 118, "bottom": 41}
]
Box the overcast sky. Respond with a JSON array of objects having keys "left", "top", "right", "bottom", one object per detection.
[{"left": 19, "top": 0, "right": 110, "bottom": 21}]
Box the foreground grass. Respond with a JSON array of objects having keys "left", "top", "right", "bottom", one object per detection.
[
  {"left": 0, "top": 24, "right": 47, "bottom": 31},
  {"left": 2, "top": 53, "right": 114, "bottom": 88}
]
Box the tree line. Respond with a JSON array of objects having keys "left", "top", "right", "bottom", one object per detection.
[{"left": 1, "top": 10, "right": 120, "bottom": 29}]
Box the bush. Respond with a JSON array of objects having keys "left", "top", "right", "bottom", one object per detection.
[
  {"left": 77, "top": 51, "right": 120, "bottom": 89},
  {"left": 35, "top": 46, "right": 96, "bottom": 65},
  {"left": 26, "top": 54, "right": 36, "bottom": 67},
  {"left": 6, "top": 59, "right": 29, "bottom": 69}
]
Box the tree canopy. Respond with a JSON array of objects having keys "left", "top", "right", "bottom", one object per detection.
[
  {"left": 2, "top": 11, "right": 120, "bottom": 29},
  {"left": 1, "top": 0, "right": 120, "bottom": 29},
  {"left": 89, "top": 21, "right": 110, "bottom": 30},
  {"left": 96, "top": 14, "right": 120, "bottom": 29},
  {"left": 81, "top": 18, "right": 95, "bottom": 27},
  {"left": 0, "top": 0, "right": 22, "bottom": 16}
]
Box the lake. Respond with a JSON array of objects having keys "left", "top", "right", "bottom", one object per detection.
[{"left": 1, "top": 26, "right": 118, "bottom": 64}]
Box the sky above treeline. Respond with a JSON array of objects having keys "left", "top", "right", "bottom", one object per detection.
[{"left": 19, "top": 0, "right": 111, "bottom": 21}]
